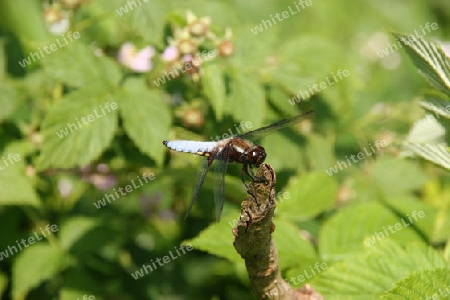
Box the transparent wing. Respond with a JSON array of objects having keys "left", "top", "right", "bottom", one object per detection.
[
  {"left": 213, "top": 146, "right": 230, "bottom": 222},
  {"left": 237, "top": 110, "right": 315, "bottom": 141},
  {"left": 185, "top": 158, "right": 211, "bottom": 220}
]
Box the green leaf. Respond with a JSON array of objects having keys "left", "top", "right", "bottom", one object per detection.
[
  {"left": 433, "top": 207, "right": 450, "bottom": 243},
  {"left": 351, "top": 170, "right": 384, "bottom": 202},
  {"left": 368, "top": 157, "right": 428, "bottom": 197},
  {"left": 0, "top": 272, "right": 7, "bottom": 299},
  {"left": 0, "top": 80, "right": 18, "bottom": 122},
  {"left": 268, "top": 85, "right": 301, "bottom": 117},
  {"left": 272, "top": 36, "right": 344, "bottom": 95},
  {"left": 271, "top": 66, "right": 315, "bottom": 102},
  {"left": 262, "top": 134, "right": 306, "bottom": 171},
  {"left": 402, "top": 142, "right": 450, "bottom": 171},
  {"left": 59, "top": 217, "right": 100, "bottom": 251},
  {"left": 97, "top": 0, "right": 169, "bottom": 47},
  {"left": 0, "top": 144, "right": 40, "bottom": 207},
  {"left": 279, "top": 36, "right": 344, "bottom": 79},
  {"left": 64, "top": 225, "right": 116, "bottom": 256},
  {"left": 202, "top": 63, "right": 226, "bottom": 121},
  {"left": 0, "top": 166, "right": 40, "bottom": 207},
  {"left": 228, "top": 69, "right": 265, "bottom": 128},
  {"left": 402, "top": 95, "right": 450, "bottom": 171},
  {"left": 445, "top": 240, "right": 450, "bottom": 261},
  {"left": 381, "top": 268, "right": 450, "bottom": 299},
  {"left": 277, "top": 171, "right": 337, "bottom": 221},
  {"left": 121, "top": 1, "right": 168, "bottom": 47},
  {"left": 0, "top": 39, "right": 5, "bottom": 78},
  {"left": 286, "top": 261, "right": 329, "bottom": 287},
  {"left": 116, "top": 78, "right": 171, "bottom": 166},
  {"left": 307, "top": 134, "right": 337, "bottom": 171},
  {"left": 319, "top": 202, "right": 425, "bottom": 261},
  {"left": 37, "top": 84, "right": 118, "bottom": 170},
  {"left": 392, "top": 32, "right": 450, "bottom": 96},
  {"left": 406, "top": 114, "right": 446, "bottom": 143},
  {"left": 12, "top": 244, "right": 66, "bottom": 299},
  {"left": 383, "top": 196, "right": 439, "bottom": 243},
  {"left": 60, "top": 289, "right": 94, "bottom": 300},
  {"left": 184, "top": 206, "right": 242, "bottom": 263},
  {"left": 230, "top": 28, "right": 275, "bottom": 71},
  {"left": 258, "top": 109, "right": 310, "bottom": 171},
  {"left": 273, "top": 219, "right": 318, "bottom": 270},
  {"left": 312, "top": 241, "right": 448, "bottom": 299},
  {"left": 59, "top": 267, "right": 102, "bottom": 300},
  {"left": 420, "top": 96, "right": 450, "bottom": 120},
  {"left": 41, "top": 41, "right": 121, "bottom": 88}
]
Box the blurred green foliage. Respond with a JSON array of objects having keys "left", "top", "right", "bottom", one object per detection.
[{"left": 0, "top": 0, "right": 450, "bottom": 299}]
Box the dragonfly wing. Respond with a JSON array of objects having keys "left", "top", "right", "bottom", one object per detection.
[
  {"left": 237, "top": 110, "right": 315, "bottom": 141},
  {"left": 213, "top": 145, "right": 230, "bottom": 221},
  {"left": 185, "top": 158, "right": 211, "bottom": 220}
]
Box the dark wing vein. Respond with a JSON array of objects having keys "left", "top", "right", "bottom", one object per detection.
[
  {"left": 213, "top": 145, "right": 230, "bottom": 222},
  {"left": 185, "top": 158, "right": 211, "bottom": 220},
  {"left": 237, "top": 110, "right": 315, "bottom": 141}
]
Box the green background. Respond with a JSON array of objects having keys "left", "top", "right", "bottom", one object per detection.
[{"left": 0, "top": 0, "right": 450, "bottom": 299}]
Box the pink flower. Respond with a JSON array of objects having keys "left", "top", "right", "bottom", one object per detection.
[
  {"left": 57, "top": 179, "right": 73, "bottom": 198},
  {"left": 118, "top": 42, "right": 155, "bottom": 73},
  {"left": 89, "top": 174, "right": 117, "bottom": 191},
  {"left": 162, "top": 45, "right": 179, "bottom": 62},
  {"left": 182, "top": 54, "right": 193, "bottom": 62}
]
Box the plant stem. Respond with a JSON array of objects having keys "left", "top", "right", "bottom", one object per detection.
[{"left": 233, "top": 163, "right": 323, "bottom": 300}]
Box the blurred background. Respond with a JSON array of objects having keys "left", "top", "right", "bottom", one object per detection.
[{"left": 0, "top": 0, "right": 449, "bottom": 299}]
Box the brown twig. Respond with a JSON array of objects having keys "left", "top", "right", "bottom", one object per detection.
[{"left": 232, "top": 163, "right": 323, "bottom": 300}]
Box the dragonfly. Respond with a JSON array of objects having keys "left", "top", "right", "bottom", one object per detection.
[{"left": 163, "top": 110, "right": 315, "bottom": 221}]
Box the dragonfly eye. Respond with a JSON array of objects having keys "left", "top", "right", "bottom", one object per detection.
[{"left": 250, "top": 146, "right": 266, "bottom": 166}]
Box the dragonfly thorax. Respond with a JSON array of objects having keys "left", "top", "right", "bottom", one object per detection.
[{"left": 226, "top": 138, "right": 266, "bottom": 166}]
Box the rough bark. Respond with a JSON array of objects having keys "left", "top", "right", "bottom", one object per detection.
[{"left": 232, "top": 163, "right": 323, "bottom": 300}]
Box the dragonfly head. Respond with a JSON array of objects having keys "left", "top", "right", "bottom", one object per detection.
[{"left": 248, "top": 145, "right": 266, "bottom": 167}]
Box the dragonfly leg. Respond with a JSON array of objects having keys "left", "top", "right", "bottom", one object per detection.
[
  {"left": 249, "top": 164, "right": 269, "bottom": 185},
  {"left": 241, "top": 164, "right": 260, "bottom": 204},
  {"left": 250, "top": 187, "right": 261, "bottom": 207},
  {"left": 242, "top": 165, "right": 264, "bottom": 188},
  {"left": 248, "top": 164, "right": 256, "bottom": 178},
  {"left": 248, "top": 187, "right": 259, "bottom": 206},
  {"left": 241, "top": 164, "right": 250, "bottom": 189},
  {"left": 243, "top": 164, "right": 256, "bottom": 181}
]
